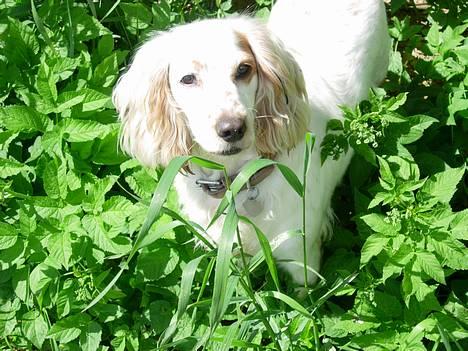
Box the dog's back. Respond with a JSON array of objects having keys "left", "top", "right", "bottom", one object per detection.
[{"left": 268, "top": 0, "right": 390, "bottom": 118}]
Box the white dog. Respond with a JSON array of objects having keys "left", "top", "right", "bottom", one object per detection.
[{"left": 113, "top": 0, "right": 389, "bottom": 285}]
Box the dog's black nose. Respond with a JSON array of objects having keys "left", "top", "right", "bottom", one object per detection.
[{"left": 216, "top": 118, "right": 246, "bottom": 142}]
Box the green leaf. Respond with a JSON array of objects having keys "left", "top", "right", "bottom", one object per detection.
[
  {"left": 426, "top": 22, "right": 440, "bottom": 48},
  {"left": 71, "top": 7, "right": 110, "bottom": 41},
  {"left": 261, "top": 291, "right": 314, "bottom": 319},
  {"left": 0, "top": 158, "right": 29, "bottom": 178},
  {"left": 120, "top": 3, "right": 152, "bottom": 30},
  {"left": 48, "top": 314, "right": 89, "bottom": 344},
  {"left": 81, "top": 88, "right": 111, "bottom": 111},
  {"left": 136, "top": 242, "right": 179, "bottom": 281},
  {"left": 0, "top": 222, "right": 18, "bottom": 250},
  {"left": 399, "top": 115, "right": 438, "bottom": 144},
  {"left": 43, "top": 157, "right": 67, "bottom": 199},
  {"left": 82, "top": 215, "right": 131, "bottom": 255},
  {"left": 416, "top": 251, "right": 445, "bottom": 284},
  {"left": 59, "top": 118, "right": 113, "bottom": 142},
  {"left": 36, "top": 61, "right": 58, "bottom": 103},
  {"left": 326, "top": 119, "right": 343, "bottom": 131},
  {"left": 29, "top": 263, "right": 58, "bottom": 294},
  {"left": 419, "top": 167, "right": 465, "bottom": 204},
  {"left": 48, "top": 231, "right": 73, "bottom": 269},
  {"left": 101, "top": 196, "right": 134, "bottom": 227},
  {"left": 92, "top": 52, "right": 119, "bottom": 88},
  {"left": 450, "top": 209, "right": 468, "bottom": 240},
  {"left": 22, "top": 310, "right": 48, "bottom": 349},
  {"left": 55, "top": 91, "right": 86, "bottom": 113},
  {"left": 209, "top": 202, "right": 238, "bottom": 329},
  {"left": 4, "top": 17, "right": 39, "bottom": 66},
  {"left": 361, "top": 213, "right": 400, "bottom": 234},
  {"left": 386, "top": 92, "right": 407, "bottom": 111},
  {"left": 0, "top": 105, "right": 49, "bottom": 132},
  {"left": 360, "top": 233, "right": 389, "bottom": 266},
  {"left": 79, "top": 321, "right": 102, "bottom": 351},
  {"left": 160, "top": 254, "right": 205, "bottom": 345},
  {"left": 377, "top": 156, "right": 395, "bottom": 189}
]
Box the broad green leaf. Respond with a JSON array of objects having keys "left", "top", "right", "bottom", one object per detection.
[
  {"left": 450, "top": 209, "right": 468, "bottom": 240},
  {"left": 0, "top": 105, "right": 49, "bottom": 132},
  {"left": 136, "top": 243, "right": 179, "bottom": 281},
  {"left": 377, "top": 156, "right": 395, "bottom": 189},
  {"left": 360, "top": 233, "right": 389, "bottom": 266},
  {"left": 79, "top": 321, "right": 102, "bottom": 351},
  {"left": 0, "top": 222, "right": 18, "bottom": 250},
  {"left": 71, "top": 7, "right": 110, "bottom": 41},
  {"left": 48, "top": 231, "right": 73, "bottom": 269},
  {"left": 361, "top": 213, "right": 400, "bottom": 234},
  {"left": 0, "top": 158, "right": 29, "bottom": 178},
  {"left": 82, "top": 215, "right": 131, "bottom": 255},
  {"left": 29, "top": 263, "right": 58, "bottom": 294},
  {"left": 59, "top": 118, "right": 112, "bottom": 142},
  {"left": 48, "top": 314, "right": 89, "bottom": 344},
  {"left": 399, "top": 115, "right": 438, "bottom": 144},
  {"left": 322, "top": 314, "right": 380, "bottom": 338},
  {"left": 351, "top": 331, "right": 398, "bottom": 350},
  {"left": 22, "top": 310, "right": 48, "bottom": 349},
  {"left": 149, "top": 300, "right": 173, "bottom": 334},
  {"left": 81, "top": 88, "right": 111, "bottom": 111},
  {"left": 120, "top": 3, "right": 152, "bottom": 30},
  {"left": 415, "top": 251, "right": 445, "bottom": 284},
  {"left": 12, "top": 267, "right": 28, "bottom": 302},
  {"left": 36, "top": 61, "right": 58, "bottom": 103},
  {"left": 419, "top": 166, "right": 465, "bottom": 204},
  {"left": 135, "top": 220, "right": 183, "bottom": 251},
  {"left": 386, "top": 92, "right": 407, "bottom": 111},
  {"left": 101, "top": 196, "right": 134, "bottom": 226},
  {"left": 83, "top": 176, "right": 118, "bottom": 213},
  {"left": 426, "top": 22, "right": 440, "bottom": 48},
  {"left": 92, "top": 52, "right": 119, "bottom": 88},
  {"left": 4, "top": 17, "right": 39, "bottom": 66},
  {"left": 43, "top": 157, "right": 67, "bottom": 199},
  {"left": 55, "top": 91, "right": 86, "bottom": 113}
]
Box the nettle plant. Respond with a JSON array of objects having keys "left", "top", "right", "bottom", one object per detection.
[{"left": 0, "top": 1, "right": 466, "bottom": 350}]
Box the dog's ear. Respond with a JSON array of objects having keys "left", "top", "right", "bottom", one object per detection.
[
  {"left": 235, "top": 20, "right": 309, "bottom": 158},
  {"left": 113, "top": 34, "right": 192, "bottom": 167}
]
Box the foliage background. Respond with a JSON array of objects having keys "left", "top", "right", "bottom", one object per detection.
[{"left": 0, "top": 0, "right": 466, "bottom": 350}]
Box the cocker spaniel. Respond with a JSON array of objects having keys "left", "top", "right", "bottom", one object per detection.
[{"left": 113, "top": 0, "right": 390, "bottom": 285}]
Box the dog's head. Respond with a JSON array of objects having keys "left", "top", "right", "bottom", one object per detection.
[{"left": 113, "top": 17, "right": 308, "bottom": 168}]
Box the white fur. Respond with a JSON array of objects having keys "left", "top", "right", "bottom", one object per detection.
[{"left": 113, "top": 0, "right": 390, "bottom": 285}]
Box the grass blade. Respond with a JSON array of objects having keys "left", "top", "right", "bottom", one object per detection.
[
  {"left": 239, "top": 215, "right": 280, "bottom": 291},
  {"left": 160, "top": 254, "right": 206, "bottom": 346},
  {"left": 136, "top": 220, "right": 184, "bottom": 251},
  {"left": 209, "top": 158, "right": 303, "bottom": 228},
  {"left": 30, "top": 0, "right": 54, "bottom": 50},
  {"left": 247, "top": 229, "right": 302, "bottom": 272},
  {"left": 82, "top": 264, "right": 125, "bottom": 312},
  {"left": 129, "top": 156, "right": 191, "bottom": 261},
  {"left": 261, "top": 291, "right": 314, "bottom": 319},
  {"left": 209, "top": 200, "right": 238, "bottom": 330}
]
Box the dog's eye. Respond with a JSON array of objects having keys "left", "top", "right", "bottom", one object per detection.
[
  {"left": 180, "top": 74, "right": 196, "bottom": 85},
  {"left": 235, "top": 63, "right": 251, "bottom": 80}
]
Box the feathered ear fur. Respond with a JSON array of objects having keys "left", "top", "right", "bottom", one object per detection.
[
  {"left": 235, "top": 20, "right": 309, "bottom": 158},
  {"left": 112, "top": 34, "right": 192, "bottom": 168}
]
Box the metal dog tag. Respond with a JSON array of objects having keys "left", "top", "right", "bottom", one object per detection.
[{"left": 242, "top": 187, "right": 263, "bottom": 217}]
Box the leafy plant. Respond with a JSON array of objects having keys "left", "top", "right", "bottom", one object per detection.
[{"left": 0, "top": 1, "right": 466, "bottom": 350}]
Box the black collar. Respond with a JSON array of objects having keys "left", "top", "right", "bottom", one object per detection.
[{"left": 195, "top": 164, "right": 275, "bottom": 199}]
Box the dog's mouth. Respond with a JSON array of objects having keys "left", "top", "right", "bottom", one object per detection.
[{"left": 216, "top": 146, "right": 242, "bottom": 156}]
